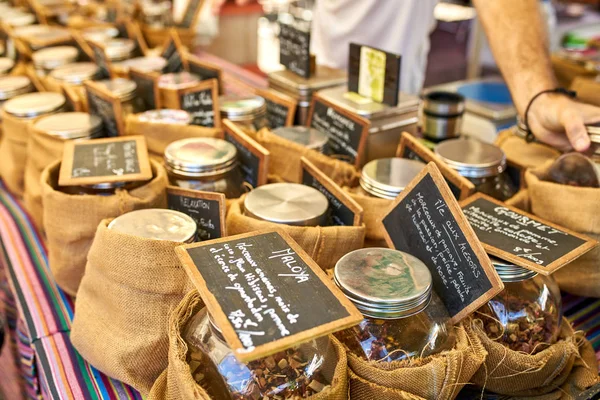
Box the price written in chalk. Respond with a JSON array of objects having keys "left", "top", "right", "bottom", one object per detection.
[
  {"left": 178, "top": 79, "right": 220, "bottom": 128},
  {"left": 167, "top": 187, "right": 226, "bottom": 241}
]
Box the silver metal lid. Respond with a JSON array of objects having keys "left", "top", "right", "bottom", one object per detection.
[
  {"left": 32, "top": 46, "right": 79, "bottom": 70},
  {"left": 244, "top": 183, "right": 329, "bottom": 226},
  {"left": 114, "top": 56, "right": 167, "bottom": 73},
  {"left": 34, "top": 112, "right": 103, "bottom": 139},
  {"left": 104, "top": 38, "right": 136, "bottom": 61},
  {"left": 0, "top": 57, "right": 14, "bottom": 75},
  {"left": 157, "top": 71, "right": 200, "bottom": 90},
  {"left": 108, "top": 209, "right": 197, "bottom": 243},
  {"left": 0, "top": 75, "right": 33, "bottom": 100},
  {"left": 12, "top": 24, "right": 51, "bottom": 38},
  {"left": 360, "top": 158, "right": 426, "bottom": 200},
  {"left": 490, "top": 257, "right": 537, "bottom": 282},
  {"left": 3, "top": 92, "right": 65, "bottom": 118},
  {"left": 272, "top": 126, "right": 328, "bottom": 152},
  {"left": 334, "top": 248, "right": 432, "bottom": 319},
  {"left": 422, "top": 91, "right": 466, "bottom": 116},
  {"left": 435, "top": 138, "right": 507, "bottom": 178},
  {"left": 164, "top": 137, "right": 238, "bottom": 177},
  {"left": 139, "top": 109, "right": 191, "bottom": 125},
  {"left": 50, "top": 62, "right": 100, "bottom": 85},
  {"left": 268, "top": 65, "right": 347, "bottom": 95},
  {"left": 219, "top": 95, "right": 266, "bottom": 120},
  {"left": 97, "top": 78, "right": 137, "bottom": 101},
  {"left": 82, "top": 26, "right": 119, "bottom": 43},
  {"left": 3, "top": 12, "right": 35, "bottom": 27}
]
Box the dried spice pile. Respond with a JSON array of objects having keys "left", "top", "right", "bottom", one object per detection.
[{"left": 336, "top": 321, "right": 413, "bottom": 362}]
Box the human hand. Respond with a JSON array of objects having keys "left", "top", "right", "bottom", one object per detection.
[
  {"left": 527, "top": 94, "right": 600, "bottom": 152},
  {"left": 211, "top": 0, "right": 252, "bottom": 14}
]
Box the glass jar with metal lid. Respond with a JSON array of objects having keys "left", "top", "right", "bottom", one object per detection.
[
  {"left": 16, "top": 25, "right": 72, "bottom": 51},
  {"left": 32, "top": 45, "right": 79, "bottom": 76},
  {"left": 0, "top": 76, "right": 34, "bottom": 113},
  {"left": 108, "top": 208, "right": 197, "bottom": 243},
  {"left": 272, "top": 126, "right": 329, "bottom": 153},
  {"left": 334, "top": 248, "right": 455, "bottom": 362},
  {"left": 113, "top": 56, "right": 167, "bottom": 74},
  {"left": 104, "top": 38, "right": 136, "bottom": 62},
  {"left": 435, "top": 138, "right": 517, "bottom": 201},
  {"left": 138, "top": 109, "right": 191, "bottom": 125},
  {"left": 164, "top": 137, "right": 245, "bottom": 198},
  {"left": 359, "top": 158, "right": 426, "bottom": 200},
  {"left": 477, "top": 258, "right": 562, "bottom": 354},
  {"left": 243, "top": 183, "right": 329, "bottom": 226},
  {"left": 33, "top": 112, "right": 103, "bottom": 140},
  {"left": 141, "top": 1, "right": 172, "bottom": 27},
  {"left": 3, "top": 92, "right": 66, "bottom": 120},
  {"left": 97, "top": 78, "right": 145, "bottom": 117},
  {"left": 219, "top": 95, "right": 267, "bottom": 132},
  {"left": 158, "top": 71, "right": 200, "bottom": 90},
  {"left": 420, "top": 91, "right": 465, "bottom": 142},
  {"left": 59, "top": 180, "right": 149, "bottom": 196},
  {"left": 81, "top": 26, "right": 119, "bottom": 43},
  {"left": 0, "top": 58, "right": 14, "bottom": 76},
  {"left": 50, "top": 62, "right": 100, "bottom": 86}
]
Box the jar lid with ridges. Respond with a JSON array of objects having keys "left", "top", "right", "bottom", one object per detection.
[
  {"left": 104, "top": 38, "right": 136, "bottom": 61},
  {"left": 50, "top": 62, "right": 100, "bottom": 85},
  {"left": 98, "top": 78, "right": 137, "bottom": 101},
  {"left": 114, "top": 56, "right": 167, "bottom": 73},
  {"left": 82, "top": 26, "right": 119, "bottom": 42},
  {"left": 334, "top": 248, "right": 432, "bottom": 319},
  {"left": 0, "top": 75, "right": 33, "bottom": 100},
  {"left": 4, "top": 92, "right": 65, "bottom": 118},
  {"left": 164, "top": 137, "right": 238, "bottom": 177},
  {"left": 108, "top": 209, "right": 197, "bottom": 243},
  {"left": 32, "top": 46, "right": 79, "bottom": 70},
  {"left": 34, "top": 112, "right": 103, "bottom": 139},
  {"left": 4, "top": 12, "right": 35, "bottom": 27},
  {"left": 158, "top": 71, "right": 200, "bottom": 89},
  {"left": 139, "top": 109, "right": 191, "bottom": 125},
  {"left": 219, "top": 95, "right": 266, "bottom": 120},
  {"left": 435, "top": 138, "right": 507, "bottom": 178},
  {"left": 272, "top": 126, "right": 329, "bottom": 152},
  {"left": 490, "top": 257, "right": 537, "bottom": 282},
  {"left": 0, "top": 57, "right": 14, "bottom": 75},
  {"left": 360, "top": 158, "right": 426, "bottom": 200}
]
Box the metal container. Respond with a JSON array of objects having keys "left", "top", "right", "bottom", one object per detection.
[
  {"left": 420, "top": 91, "right": 465, "bottom": 141},
  {"left": 97, "top": 78, "right": 144, "bottom": 117},
  {"left": 104, "top": 38, "right": 136, "bottom": 62},
  {"left": 82, "top": 26, "right": 119, "bottom": 43},
  {"left": 3, "top": 92, "right": 66, "bottom": 119},
  {"left": 32, "top": 45, "right": 79, "bottom": 75},
  {"left": 108, "top": 209, "right": 197, "bottom": 243},
  {"left": 0, "top": 75, "right": 33, "bottom": 102},
  {"left": 50, "top": 62, "right": 100, "bottom": 86},
  {"left": 272, "top": 126, "right": 328, "bottom": 153},
  {"left": 158, "top": 72, "right": 200, "bottom": 90},
  {"left": 0, "top": 57, "right": 14, "bottom": 75},
  {"left": 317, "top": 86, "right": 419, "bottom": 162},
  {"left": 243, "top": 183, "right": 329, "bottom": 226},
  {"left": 219, "top": 95, "right": 267, "bottom": 132},
  {"left": 113, "top": 56, "right": 167, "bottom": 74},
  {"left": 34, "top": 112, "right": 103, "bottom": 140},
  {"left": 268, "top": 65, "right": 347, "bottom": 125},
  {"left": 359, "top": 158, "right": 426, "bottom": 200},
  {"left": 139, "top": 109, "right": 191, "bottom": 125}
]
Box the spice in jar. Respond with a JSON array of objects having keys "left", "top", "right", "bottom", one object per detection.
[
  {"left": 108, "top": 208, "right": 196, "bottom": 243},
  {"left": 220, "top": 95, "right": 267, "bottom": 133},
  {"left": 3, "top": 92, "right": 66, "bottom": 120},
  {"left": 547, "top": 153, "right": 599, "bottom": 188},
  {"left": 97, "top": 78, "right": 145, "bottom": 117},
  {"left": 158, "top": 71, "right": 201, "bottom": 90},
  {"left": 359, "top": 158, "right": 426, "bottom": 199},
  {"left": 138, "top": 109, "right": 191, "bottom": 125},
  {"left": 34, "top": 112, "right": 103, "bottom": 140},
  {"left": 272, "top": 126, "right": 329, "bottom": 153},
  {"left": 49, "top": 62, "right": 101, "bottom": 86},
  {"left": 334, "top": 248, "right": 455, "bottom": 362},
  {"left": 32, "top": 45, "right": 79, "bottom": 76}
]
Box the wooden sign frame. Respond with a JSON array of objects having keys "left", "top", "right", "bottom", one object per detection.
[
  {"left": 87, "top": 40, "right": 114, "bottom": 79},
  {"left": 59, "top": 135, "right": 153, "bottom": 186},
  {"left": 70, "top": 29, "right": 95, "bottom": 60},
  {"left": 125, "top": 21, "right": 149, "bottom": 56},
  {"left": 175, "top": 78, "right": 221, "bottom": 129},
  {"left": 256, "top": 88, "right": 297, "bottom": 128},
  {"left": 380, "top": 163, "right": 504, "bottom": 324},
  {"left": 167, "top": 186, "right": 227, "bottom": 239},
  {"left": 62, "top": 86, "right": 82, "bottom": 112},
  {"left": 175, "top": 229, "right": 363, "bottom": 362},
  {"left": 307, "top": 93, "right": 370, "bottom": 167},
  {"left": 396, "top": 132, "right": 475, "bottom": 200},
  {"left": 223, "top": 119, "right": 270, "bottom": 187},
  {"left": 161, "top": 29, "right": 189, "bottom": 72},
  {"left": 184, "top": 52, "right": 224, "bottom": 94},
  {"left": 84, "top": 79, "right": 125, "bottom": 136},
  {"left": 129, "top": 67, "right": 161, "bottom": 110},
  {"left": 460, "top": 193, "right": 599, "bottom": 275},
  {"left": 300, "top": 157, "right": 363, "bottom": 226},
  {"left": 176, "top": 0, "right": 204, "bottom": 29}
]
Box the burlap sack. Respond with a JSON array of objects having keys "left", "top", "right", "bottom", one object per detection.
[
  {"left": 347, "top": 323, "right": 486, "bottom": 400},
  {"left": 0, "top": 110, "right": 35, "bottom": 196},
  {"left": 347, "top": 189, "right": 392, "bottom": 247},
  {"left": 149, "top": 290, "right": 349, "bottom": 400},
  {"left": 470, "top": 318, "right": 599, "bottom": 398},
  {"left": 70, "top": 218, "right": 194, "bottom": 395},
  {"left": 226, "top": 196, "right": 365, "bottom": 271},
  {"left": 41, "top": 159, "right": 168, "bottom": 296}
]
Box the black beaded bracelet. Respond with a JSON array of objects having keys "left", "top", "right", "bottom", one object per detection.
[{"left": 523, "top": 88, "right": 577, "bottom": 143}]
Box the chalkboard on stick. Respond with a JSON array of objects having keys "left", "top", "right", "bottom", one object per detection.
[
  {"left": 125, "top": 22, "right": 148, "bottom": 56},
  {"left": 396, "top": 132, "right": 475, "bottom": 200},
  {"left": 161, "top": 31, "right": 186, "bottom": 73},
  {"left": 256, "top": 88, "right": 297, "bottom": 129},
  {"left": 176, "top": 79, "right": 220, "bottom": 128},
  {"left": 167, "top": 186, "right": 226, "bottom": 241},
  {"left": 59, "top": 135, "right": 152, "bottom": 187},
  {"left": 380, "top": 163, "right": 503, "bottom": 324},
  {"left": 223, "top": 119, "right": 269, "bottom": 188},
  {"left": 461, "top": 193, "right": 598, "bottom": 275},
  {"left": 176, "top": 229, "right": 363, "bottom": 362},
  {"left": 300, "top": 157, "right": 363, "bottom": 226},
  {"left": 279, "top": 22, "right": 311, "bottom": 79},
  {"left": 307, "top": 94, "right": 370, "bottom": 167},
  {"left": 130, "top": 68, "right": 160, "bottom": 110},
  {"left": 177, "top": 0, "right": 203, "bottom": 28},
  {"left": 84, "top": 80, "right": 124, "bottom": 137},
  {"left": 184, "top": 52, "right": 223, "bottom": 93},
  {"left": 88, "top": 41, "right": 112, "bottom": 79}
]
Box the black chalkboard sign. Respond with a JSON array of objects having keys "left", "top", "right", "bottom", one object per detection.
[
  {"left": 130, "top": 68, "right": 160, "bottom": 110},
  {"left": 300, "top": 157, "right": 362, "bottom": 226},
  {"left": 381, "top": 163, "right": 503, "bottom": 324},
  {"left": 161, "top": 33, "right": 185, "bottom": 73},
  {"left": 85, "top": 81, "right": 124, "bottom": 137},
  {"left": 177, "top": 0, "right": 202, "bottom": 28},
  {"left": 185, "top": 54, "right": 222, "bottom": 93},
  {"left": 59, "top": 136, "right": 152, "bottom": 186},
  {"left": 176, "top": 229, "right": 363, "bottom": 362},
  {"left": 178, "top": 79, "right": 220, "bottom": 128},
  {"left": 461, "top": 194, "right": 598, "bottom": 275},
  {"left": 256, "top": 88, "right": 297, "bottom": 129},
  {"left": 279, "top": 22, "right": 311, "bottom": 79},
  {"left": 308, "top": 95, "right": 369, "bottom": 167},
  {"left": 223, "top": 120, "right": 269, "bottom": 188},
  {"left": 89, "top": 42, "right": 110, "bottom": 79},
  {"left": 167, "top": 187, "right": 226, "bottom": 241},
  {"left": 125, "top": 22, "right": 148, "bottom": 57}
]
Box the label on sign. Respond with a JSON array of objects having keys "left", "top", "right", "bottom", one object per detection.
[
  {"left": 223, "top": 120, "right": 269, "bottom": 188},
  {"left": 279, "top": 22, "right": 311, "bottom": 79},
  {"left": 85, "top": 81, "right": 124, "bottom": 137},
  {"left": 167, "top": 186, "right": 226, "bottom": 241},
  {"left": 177, "top": 79, "right": 220, "bottom": 128},
  {"left": 256, "top": 88, "right": 297, "bottom": 129},
  {"left": 130, "top": 68, "right": 160, "bottom": 110}
]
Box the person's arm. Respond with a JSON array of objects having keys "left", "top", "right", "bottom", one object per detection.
[{"left": 473, "top": 0, "right": 600, "bottom": 152}]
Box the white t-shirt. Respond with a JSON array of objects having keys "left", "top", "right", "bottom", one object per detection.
[{"left": 311, "top": 0, "right": 439, "bottom": 95}]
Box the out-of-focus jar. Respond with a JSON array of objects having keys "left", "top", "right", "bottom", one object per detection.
[
  {"left": 97, "top": 78, "right": 144, "bottom": 117},
  {"left": 272, "top": 126, "right": 329, "bottom": 153},
  {"left": 435, "top": 138, "right": 517, "bottom": 201},
  {"left": 33, "top": 112, "right": 103, "bottom": 140},
  {"left": 243, "top": 183, "right": 329, "bottom": 226},
  {"left": 49, "top": 62, "right": 100, "bottom": 86},
  {"left": 0, "top": 76, "right": 34, "bottom": 114},
  {"left": 477, "top": 258, "right": 562, "bottom": 354},
  {"left": 334, "top": 248, "right": 455, "bottom": 362},
  {"left": 113, "top": 56, "right": 167, "bottom": 74},
  {"left": 220, "top": 95, "right": 267, "bottom": 132},
  {"left": 141, "top": 1, "right": 172, "bottom": 27},
  {"left": 59, "top": 180, "right": 147, "bottom": 196},
  {"left": 164, "top": 137, "right": 245, "bottom": 198},
  {"left": 32, "top": 46, "right": 79, "bottom": 76},
  {"left": 158, "top": 71, "right": 200, "bottom": 90},
  {"left": 14, "top": 25, "right": 71, "bottom": 51},
  {"left": 184, "top": 309, "right": 335, "bottom": 399},
  {"left": 81, "top": 26, "right": 119, "bottom": 43},
  {"left": 0, "top": 57, "right": 14, "bottom": 75},
  {"left": 3, "top": 92, "right": 66, "bottom": 120},
  {"left": 104, "top": 38, "right": 136, "bottom": 62},
  {"left": 138, "top": 109, "right": 191, "bottom": 124},
  {"left": 108, "top": 208, "right": 197, "bottom": 243},
  {"left": 420, "top": 91, "right": 465, "bottom": 142},
  {"left": 358, "top": 158, "right": 426, "bottom": 199}
]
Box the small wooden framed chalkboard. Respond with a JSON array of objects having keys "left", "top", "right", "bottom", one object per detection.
[
  {"left": 88, "top": 40, "right": 112, "bottom": 79},
  {"left": 125, "top": 21, "right": 148, "bottom": 56},
  {"left": 279, "top": 22, "right": 311, "bottom": 79},
  {"left": 84, "top": 80, "right": 125, "bottom": 137},
  {"left": 396, "top": 132, "right": 475, "bottom": 200},
  {"left": 177, "top": 0, "right": 204, "bottom": 29},
  {"left": 256, "top": 88, "right": 297, "bottom": 129},
  {"left": 380, "top": 163, "right": 503, "bottom": 324},
  {"left": 307, "top": 93, "right": 370, "bottom": 167},
  {"left": 130, "top": 68, "right": 161, "bottom": 110},
  {"left": 175, "top": 229, "right": 363, "bottom": 362},
  {"left": 161, "top": 30, "right": 187, "bottom": 74},
  {"left": 59, "top": 135, "right": 152, "bottom": 186},
  {"left": 223, "top": 119, "right": 269, "bottom": 188},
  {"left": 62, "top": 86, "right": 83, "bottom": 112},
  {"left": 184, "top": 52, "right": 223, "bottom": 93},
  {"left": 460, "top": 193, "right": 598, "bottom": 275},
  {"left": 70, "top": 29, "right": 94, "bottom": 60},
  {"left": 300, "top": 157, "right": 363, "bottom": 226},
  {"left": 167, "top": 186, "right": 226, "bottom": 241},
  {"left": 175, "top": 79, "right": 220, "bottom": 128}
]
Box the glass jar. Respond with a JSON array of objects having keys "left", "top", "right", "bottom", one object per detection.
[
  {"left": 113, "top": 56, "right": 167, "bottom": 74},
  {"left": 164, "top": 137, "right": 245, "bottom": 198},
  {"left": 32, "top": 46, "right": 79, "bottom": 76},
  {"left": 184, "top": 309, "right": 335, "bottom": 399},
  {"left": 435, "top": 138, "right": 517, "bottom": 201},
  {"left": 0, "top": 75, "right": 34, "bottom": 115},
  {"left": 359, "top": 158, "right": 426, "bottom": 200},
  {"left": 59, "top": 181, "right": 147, "bottom": 196},
  {"left": 108, "top": 208, "right": 197, "bottom": 242},
  {"left": 138, "top": 109, "right": 191, "bottom": 125},
  {"left": 34, "top": 112, "right": 103, "bottom": 140},
  {"left": 158, "top": 71, "right": 200, "bottom": 90},
  {"left": 104, "top": 38, "right": 136, "bottom": 63},
  {"left": 0, "top": 57, "right": 14, "bottom": 76},
  {"left": 420, "top": 91, "right": 465, "bottom": 141},
  {"left": 141, "top": 1, "right": 172, "bottom": 27},
  {"left": 49, "top": 62, "right": 100, "bottom": 86},
  {"left": 477, "top": 258, "right": 562, "bottom": 354},
  {"left": 272, "top": 126, "right": 329, "bottom": 153},
  {"left": 334, "top": 248, "right": 455, "bottom": 362},
  {"left": 97, "top": 78, "right": 145, "bottom": 117},
  {"left": 81, "top": 26, "right": 119, "bottom": 43},
  {"left": 220, "top": 95, "right": 267, "bottom": 133},
  {"left": 3, "top": 92, "right": 66, "bottom": 120},
  {"left": 243, "top": 183, "right": 329, "bottom": 226}
]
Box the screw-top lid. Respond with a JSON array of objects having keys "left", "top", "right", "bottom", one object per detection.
[
  {"left": 220, "top": 95, "right": 266, "bottom": 120},
  {"left": 272, "top": 126, "right": 329, "bottom": 153},
  {"left": 34, "top": 112, "right": 103, "bottom": 139},
  {"left": 104, "top": 38, "right": 136, "bottom": 61},
  {"left": 139, "top": 109, "right": 191, "bottom": 125},
  {"left": 0, "top": 57, "right": 14, "bottom": 75},
  {"left": 157, "top": 71, "right": 200, "bottom": 89},
  {"left": 114, "top": 56, "right": 167, "bottom": 73},
  {"left": 32, "top": 46, "right": 79, "bottom": 71},
  {"left": 82, "top": 26, "right": 119, "bottom": 42},
  {"left": 334, "top": 248, "right": 432, "bottom": 319},
  {"left": 3, "top": 92, "right": 65, "bottom": 118},
  {"left": 243, "top": 183, "right": 329, "bottom": 226},
  {"left": 97, "top": 78, "right": 137, "bottom": 101},
  {"left": 360, "top": 158, "right": 426, "bottom": 200},
  {"left": 0, "top": 75, "right": 33, "bottom": 100},
  {"left": 164, "top": 137, "right": 238, "bottom": 177},
  {"left": 490, "top": 257, "right": 537, "bottom": 282},
  {"left": 50, "top": 62, "right": 100, "bottom": 85},
  {"left": 435, "top": 138, "right": 507, "bottom": 178},
  {"left": 3, "top": 12, "right": 35, "bottom": 27},
  {"left": 107, "top": 209, "right": 197, "bottom": 243}
]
